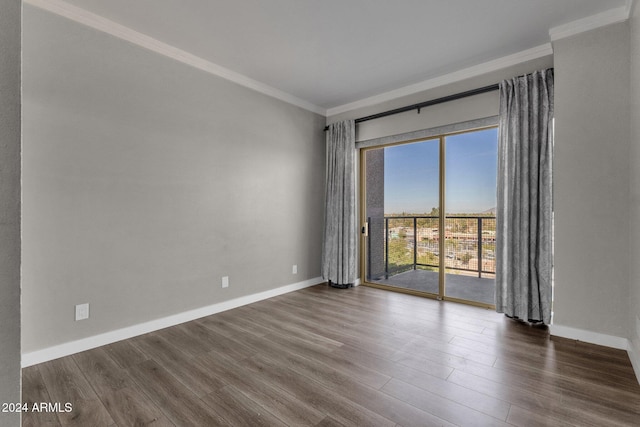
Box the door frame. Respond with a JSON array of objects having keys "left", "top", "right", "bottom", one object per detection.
[{"left": 358, "top": 122, "right": 498, "bottom": 309}]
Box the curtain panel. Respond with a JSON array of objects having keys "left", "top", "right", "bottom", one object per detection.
[
  {"left": 322, "top": 120, "right": 357, "bottom": 288},
  {"left": 496, "top": 68, "right": 554, "bottom": 324}
]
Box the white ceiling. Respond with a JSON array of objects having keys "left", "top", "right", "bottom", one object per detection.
[{"left": 35, "top": 0, "right": 630, "bottom": 113}]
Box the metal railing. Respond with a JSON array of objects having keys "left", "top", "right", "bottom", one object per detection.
[{"left": 369, "top": 215, "right": 496, "bottom": 279}]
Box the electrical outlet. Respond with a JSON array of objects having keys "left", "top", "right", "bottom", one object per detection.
[
  {"left": 221, "top": 276, "right": 229, "bottom": 288},
  {"left": 75, "top": 303, "right": 89, "bottom": 321},
  {"left": 292, "top": 264, "right": 298, "bottom": 274},
  {"left": 636, "top": 315, "right": 640, "bottom": 340}
]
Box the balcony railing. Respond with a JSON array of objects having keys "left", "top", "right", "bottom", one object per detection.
[{"left": 367, "top": 215, "right": 496, "bottom": 280}]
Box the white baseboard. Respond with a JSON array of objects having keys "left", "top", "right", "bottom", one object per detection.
[
  {"left": 628, "top": 338, "right": 640, "bottom": 385},
  {"left": 22, "top": 277, "right": 323, "bottom": 367},
  {"left": 549, "top": 324, "right": 629, "bottom": 350},
  {"left": 550, "top": 324, "right": 640, "bottom": 385}
]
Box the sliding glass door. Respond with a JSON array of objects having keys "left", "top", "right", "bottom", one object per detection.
[{"left": 361, "top": 127, "right": 498, "bottom": 307}]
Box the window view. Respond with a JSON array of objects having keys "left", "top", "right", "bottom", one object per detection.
[{"left": 363, "top": 127, "right": 498, "bottom": 306}]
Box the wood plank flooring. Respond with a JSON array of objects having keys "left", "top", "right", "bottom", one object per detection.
[{"left": 22, "top": 284, "right": 640, "bottom": 426}]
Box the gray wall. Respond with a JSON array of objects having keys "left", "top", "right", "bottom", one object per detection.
[
  {"left": 553, "top": 22, "right": 631, "bottom": 339},
  {"left": 22, "top": 6, "right": 325, "bottom": 354},
  {"left": 629, "top": 3, "right": 640, "bottom": 367},
  {"left": 0, "top": 0, "right": 21, "bottom": 425}
]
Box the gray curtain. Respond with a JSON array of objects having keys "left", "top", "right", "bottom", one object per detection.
[
  {"left": 322, "top": 120, "right": 357, "bottom": 287},
  {"left": 496, "top": 69, "right": 554, "bottom": 324}
]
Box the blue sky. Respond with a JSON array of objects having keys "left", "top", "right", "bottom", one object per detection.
[{"left": 383, "top": 128, "right": 498, "bottom": 214}]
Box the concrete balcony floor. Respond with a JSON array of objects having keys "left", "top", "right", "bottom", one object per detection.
[{"left": 369, "top": 269, "right": 495, "bottom": 305}]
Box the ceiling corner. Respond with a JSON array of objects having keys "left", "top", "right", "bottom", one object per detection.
[{"left": 549, "top": 3, "right": 632, "bottom": 42}]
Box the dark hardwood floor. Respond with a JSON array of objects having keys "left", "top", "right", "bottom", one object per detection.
[{"left": 22, "top": 284, "right": 640, "bottom": 426}]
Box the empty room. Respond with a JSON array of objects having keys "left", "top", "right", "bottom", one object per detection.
[{"left": 2, "top": 0, "right": 640, "bottom": 426}]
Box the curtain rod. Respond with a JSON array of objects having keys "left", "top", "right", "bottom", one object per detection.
[{"left": 324, "top": 83, "right": 499, "bottom": 131}]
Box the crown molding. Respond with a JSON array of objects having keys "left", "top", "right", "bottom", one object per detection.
[
  {"left": 326, "top": 43, "right": 553, "bottom": 117},
  {"left": 549, "top": 1, "right": 634, "bottom": 41},
  {"left": 24, "top": 0, "right": 327, "bottom": 116},
  {"left": 24, "top": 0, "right": 630, "bottom": 119}
]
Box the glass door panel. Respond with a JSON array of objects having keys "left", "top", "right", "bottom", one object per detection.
[
  {"left": 363, "top": 139, "right": 440, "bottom": 295},
  {"left": 443, "top": 128, "right": 498, "bottom": 305}
]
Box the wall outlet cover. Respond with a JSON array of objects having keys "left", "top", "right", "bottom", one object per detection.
[
  {"left": 221, "top": 276, "right": 229, "bottom": 288},
  {"left": 75, "top": 303, "right": 89, "bottom": 321},
  {"left": 292, "top": 265, "right": 298, "bottom": 274}
]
